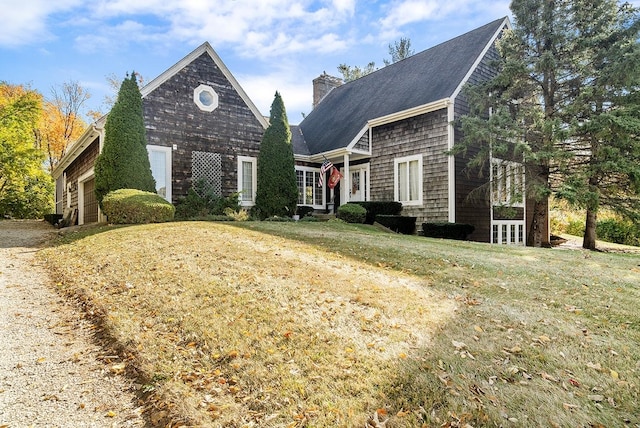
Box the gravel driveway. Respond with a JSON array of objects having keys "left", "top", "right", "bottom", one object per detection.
[{"left": 0, "top": 220, "right": 145, "bottom": 427}]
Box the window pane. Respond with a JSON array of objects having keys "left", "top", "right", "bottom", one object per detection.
[
  {"left": 409, "top": 160, "right": 419, "bottom": 201},
  {"left": 398, "top": 162, "right": 407, "bottom": 201},
  {"left": 150, "top": 151, "right": 167, "bottom": 197},
  {"left": 296, "top": 170, "right": 304, "bottom": 204},
  {"left": 305, "top": 172, "right": 314, "bottom": 205},
  {"left": 241, "top": 161, "right": 253, "bottom": 201},
  {"left": 314, "top": 172, "right": 323, "bottom": 205}
]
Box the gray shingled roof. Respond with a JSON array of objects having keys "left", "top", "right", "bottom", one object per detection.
[{"left": 297, "top": 17, "right": 507, "bottom": 156}]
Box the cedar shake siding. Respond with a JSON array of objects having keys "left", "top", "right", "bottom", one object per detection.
[
  {"left": 63, "top": 137, "right": 100, "bottom": 218},
  {"left": 451, "top": 41, "right": 503, "bottom": 242},
  {"left": 142, "top": 52, "right": 265, "bottom": 203},
  {"left": 370, "top": 109, "right": 450, "bottom": 224}
]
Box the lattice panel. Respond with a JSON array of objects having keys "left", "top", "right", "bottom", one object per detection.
[{"left": 192, "top": 151, "right": 222, "bottom": 196}]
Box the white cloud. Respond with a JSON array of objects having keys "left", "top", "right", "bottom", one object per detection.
[
  {"left": 237, "top": 67, "right": 315, "bottom": 123},
  {"left": 0, "top": 0, "right": 81, "bottom": 47}
]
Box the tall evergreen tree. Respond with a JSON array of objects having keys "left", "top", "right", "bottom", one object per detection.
[
  {"left": 94, "top": 73, "right": 155, "bottom": 207},
  {"left": 254, "top": 92, "right": 298, "bottom": 219},
  {"left": 558, "top": 0, "right": 640, "bottom": 249},
  {"left": 459, "top": 0, "right": 640, "bottom": 249},
  {"left": 458, "top": 0, "right": 577, "bottom": 246}
]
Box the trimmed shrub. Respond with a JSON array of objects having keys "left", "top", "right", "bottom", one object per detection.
[
  {"left": 174, "top": 180, "right": 241, "bottom": 220},
  {"left": 254, "top": 92, "right": 298, "bottom": 219},
  {"left": 337, "top": 203, "right": 367, "bottom": 223},
  {"left": 296, "top": 205, "right": 315, "bottom": 218},
  {"left": 422, "top": 222, "right": 475, "bottom": 240},
  {"left": 352, "top": 201, "right": 403, "bottom": 224},
  {"left": 94, "top": 73, "right": 156, "bottom": 207},
  {"left": 376, "top": 215, "right": 416, "bottom": 235},
  {"left": 299, "top": 215, "right": 319, "bottom": 222},
  {"left": 102, "top": 189, "right": 175, "bottom": 224}
]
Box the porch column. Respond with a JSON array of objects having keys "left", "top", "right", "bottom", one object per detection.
[{"left": 342, "top": 153, "right": 350, "bottom": 205}]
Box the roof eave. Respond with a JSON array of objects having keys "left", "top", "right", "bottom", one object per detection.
[
  {"left": 368, "top": 98, "right": 451, "bottom": 128},
  {"left": 52, "top": 121, "right": 104, "bottom": 179}
]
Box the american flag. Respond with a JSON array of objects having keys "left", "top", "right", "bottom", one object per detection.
[{"left": 318, "top": 159, "right": 333, "bottom": 187}]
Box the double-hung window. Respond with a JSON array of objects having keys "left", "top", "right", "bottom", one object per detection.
[
  {"left": 237, "top": 156, "right": 257, "bottom": 206},
  {"left": 394, "top": 154, "right": 423, "bottom": 206}
]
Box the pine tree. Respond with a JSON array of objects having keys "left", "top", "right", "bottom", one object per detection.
[
  {"left": 94, "top": 73, "right": 156, "bottom": 207},
  {"left": 558, "top": 0, "right": 640, "bottom": 249},
  {"left": 254, "top": 92, "right": 298, "bottom": 219}
]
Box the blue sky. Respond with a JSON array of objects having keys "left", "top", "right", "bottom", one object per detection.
[{"left": 0, "top": 0, "right": 516, "bottom": 125}]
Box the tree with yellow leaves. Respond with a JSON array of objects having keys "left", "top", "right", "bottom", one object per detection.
[{"left": 0, "top": 82, "right": 53, "bottom": 218}]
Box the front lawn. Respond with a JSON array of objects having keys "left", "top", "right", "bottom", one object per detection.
[{"left": 41, "top": 221, "right": 640, "bottom": 427}]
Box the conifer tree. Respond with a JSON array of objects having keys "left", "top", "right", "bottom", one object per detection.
[
  {"left": 458, "top": 0, "right": 640, "bottom": 248},
  {"left": 94, "top": 73, "right": 155, "bottom": 207},
  {"left": 558, "top": 0, "right": 640, "bottom": 249},
  {"left": 254, "top": 92, "right": 298, "bottom": 219}
]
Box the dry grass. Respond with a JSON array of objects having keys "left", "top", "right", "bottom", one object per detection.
[
  {"left": 41, "top": 222, "right": 455, "bottom": 427},
  {"left": 39, "top": 221, "right": 640, "bottom": 427}
]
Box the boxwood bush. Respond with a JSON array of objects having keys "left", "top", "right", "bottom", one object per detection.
[
  {"left": 422, "top": 222, "right": 475, "bottom": 240},
  {"left": 375, "top": 215, "right": 416, "bottom": 235},
  {"left": 103, "top": 189, "right": 175, "bottom": 224},
  {"left": 352, "top": 201, "right": 403, "bottom": 224},
  {"left": 337, "top": 203, "right": 367, "bottom": 223}
]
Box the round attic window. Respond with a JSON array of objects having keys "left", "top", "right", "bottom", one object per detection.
[{"left": 194, "top": 84, "right": 218, "bottom": 112}]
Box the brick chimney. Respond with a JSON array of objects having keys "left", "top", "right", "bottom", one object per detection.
[{"left": 313, "top": 72, "right": 343, "bottom": 109}]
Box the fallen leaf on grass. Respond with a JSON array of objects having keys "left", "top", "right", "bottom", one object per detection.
[
  {"left": 586, "top": 362, "right": 602, "bottom": 371},
  {"left": 109, "top": 363, "right": 126, "bottom": 374},
  {"left": 562, "top": 403, "right": 579, "bottom": 411},
  {"left": 540, "top": 372, "right": 559, "bottom": 382},
  {"left": 610, "top": 369, "right": 619, "bottom": 379},
  {"left": 452, "top": 340, "right": 467, "bottom": 350},
  {"left": 588, "top": 394, "right": 604, "bottom": 402},
  {"left": 106, "top": 410, "right": 117, "bottom": 417}
]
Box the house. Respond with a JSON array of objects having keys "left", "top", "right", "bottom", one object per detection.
[
  {"left": 296, "top": 16, "right": 543, "bottom": 245},
  {"left": 53, "top": 42, "right": 267, "bottom": 224},
  {"left": 53, "top": 17, "right": 546, "bottom": 245}
]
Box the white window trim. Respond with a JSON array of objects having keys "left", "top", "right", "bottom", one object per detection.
[
  {"left": 237, "top": 156, "right": 257, "bottom": 206},
  {"left": 394, "top": 154, "right": 423, "bottom": 206},
  {"left": 492, "top": 220, "right": 526, "bottom": 245},
  {"left": 147, "top": 145, "right": 172, "bottom": 202},
  {"left": 194, "top": 84, "right": 219, "bottom": 112},
  {"left": 295, "top": 165, "right": 325, "bottom": 209},
  {"left": 491, "top": 158, "right": 525, "bottom": 207}
]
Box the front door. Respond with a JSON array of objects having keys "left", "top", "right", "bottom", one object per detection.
[{"left": 349, "top": 165, "right": 369, "bottom": 202}]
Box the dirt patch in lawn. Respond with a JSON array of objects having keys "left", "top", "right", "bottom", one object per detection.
[{"left": 41, "top": 222, "right": 457, "bottom": 427}]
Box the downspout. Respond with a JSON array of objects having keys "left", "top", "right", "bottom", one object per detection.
[{"left": 447, "top": 100, "right": 456, "bottom": 223}]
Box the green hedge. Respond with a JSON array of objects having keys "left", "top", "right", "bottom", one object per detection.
[
  {"left": 296, "top": 206, "right": 315, "bottom": 218},
  {"left": 375, "top": 215, "right": 416, "bottom": 235},
  {"left": 422, "top": 222, "right": 475, "bottom": 240},
  {"left": 103, "top": 189, "right": 175, "bottom": 224},
  {"left": 352, "top": 201, "right": 403, "bottom": 224},
  {"left": 337, "top": 203, "right": 367, "bottom": 223},
  {"left": 597, "top": 218, "right": 639, "bottom": 246}
]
